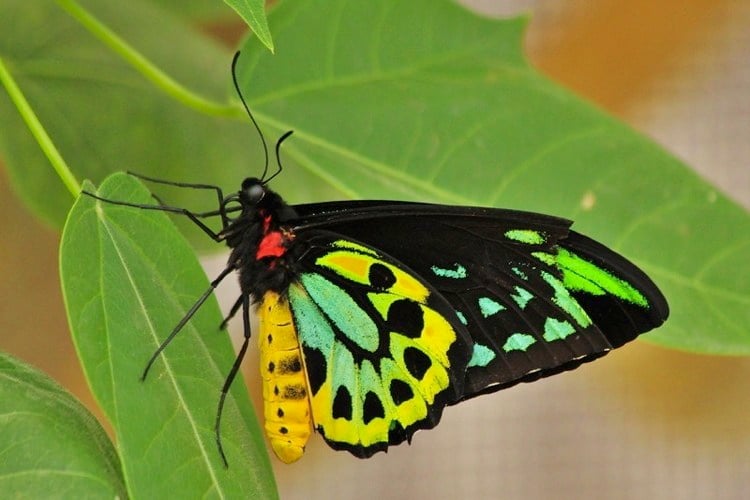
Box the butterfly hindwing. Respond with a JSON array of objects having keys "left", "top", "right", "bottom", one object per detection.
[{"left": 287, "top": 233, "right": 472, "bottom": 457}]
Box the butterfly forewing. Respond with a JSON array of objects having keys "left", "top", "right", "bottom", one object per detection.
[
  {"left": 558, "top": 231, "right": 669, "bottom": 347},
  {"left": 290, "top": 202, "right": 668, "bottom": 401}
]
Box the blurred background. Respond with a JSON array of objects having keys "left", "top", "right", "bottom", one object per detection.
[{"left": 1, "top": 0, "right": 749, "bottom": 498}]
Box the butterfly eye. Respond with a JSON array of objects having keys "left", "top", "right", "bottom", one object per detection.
[{"left": 246, "top": 183, "right": 265, "bottom": 205}]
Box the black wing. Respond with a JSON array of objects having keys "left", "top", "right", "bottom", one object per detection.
[{"left": 288, "top": 201, "right": 669, "bottom": 400}]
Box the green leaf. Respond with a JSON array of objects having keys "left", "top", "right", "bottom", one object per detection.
[
  {"left": 60, "top": 173, "right": 278, "bottom": 499},
  {"left": 231, "top": 0, "right": 749, "bottom": 354},
  {"left": 0, "top": 352, "right": 126, "bottom": 498},
  {"left": 0, "top": 0, "right": 253, "bottom": 229},
  {"left": 224, "top": 0, "right": 274, "bottom": 52}
]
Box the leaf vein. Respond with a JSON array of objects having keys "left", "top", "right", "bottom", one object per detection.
[{"left": 487, "top": 126, "right": 608, "bottom": 205}]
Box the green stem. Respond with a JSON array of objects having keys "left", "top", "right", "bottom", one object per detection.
[
  {"left": 55, "top": 0, "right": 241, "bottom": 118},
  {"left": 0, "top": 57, "right": 81, "bottom": 198}
]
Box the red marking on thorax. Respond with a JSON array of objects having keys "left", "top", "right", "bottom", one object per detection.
[
  {"left": 256, "top": 213, "right": 287, "bottom": 260},
  {"left": 257, "top": 231, "right": 286, "bottom": 259}
]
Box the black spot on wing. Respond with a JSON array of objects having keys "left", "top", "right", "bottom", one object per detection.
[
  {"left": 303, "top": 347, "right": 326, "bottom": 396},
  {"left": 363, "top": 391, "right": 385, "bottom": 424},
  {"left": 386, "top": 299, "right": 424, "bottom": 339},
  {"left": 404, "top": 347, "right": 431, "bottom": 381},
  {"left": 333, "top": 386, "right": 353, "bottom": 420},
  {"left": 369, "top": 262, "right": 396, "bottom": 289},
  {"left": 389, "top": 379, "right": 414, "bottom": 406}
]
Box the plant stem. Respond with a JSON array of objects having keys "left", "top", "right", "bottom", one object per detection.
[
  {"left": 55, "top": 0, "right": 241, "bottom": 118},
  {"left": 0, "top": 57, "right": 81, "bottom": 198}
]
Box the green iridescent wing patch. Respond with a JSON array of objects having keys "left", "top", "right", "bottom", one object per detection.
[
  {"left": 552, "top": 231, "right": 669, "bottom": 349},
  {"left": 288, "top": 234, "right": 472, "bottom": 457}
]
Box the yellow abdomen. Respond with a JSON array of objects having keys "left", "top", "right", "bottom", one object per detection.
[{"left": 258, "top": 291, "right": 312, "bottom": 463}]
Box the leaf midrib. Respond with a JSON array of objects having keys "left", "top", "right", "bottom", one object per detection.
[{"left": 94, "top": 202, "right": 226, "bottom": 498}]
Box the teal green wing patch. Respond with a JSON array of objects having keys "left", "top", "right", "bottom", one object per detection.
[{"left": 288, "top": 233, "right": 472, "bottom": 458}]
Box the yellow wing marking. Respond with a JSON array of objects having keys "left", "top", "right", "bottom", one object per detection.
[{"left": 316, "top": 246, "right": 430, "bottom": 302}]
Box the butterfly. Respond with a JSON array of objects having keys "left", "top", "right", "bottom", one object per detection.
[{"left": 84, "top": 53, "right": 669, "bottom": 465}]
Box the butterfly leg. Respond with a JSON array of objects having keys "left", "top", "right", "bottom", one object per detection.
[
  {"left": 192, "top": 206, "right": 243, "bottom": 219},
  {"left": 127, "top": 171, "right": 232, "bottom": 227},
  {"left": 215, "top": 293, "right": 252, "bottom": 467},
  {"left": 220, "top": 295, "right": 244, "bottom": 330},
  {"left": 142, "top": 192, "right": 239, "bottom": 220},
  {"left": 141, "top": 265, "right": 236, "bottom": 381},
  {"left": 84, "top": 191, "right": 225, "bottom": 242}
]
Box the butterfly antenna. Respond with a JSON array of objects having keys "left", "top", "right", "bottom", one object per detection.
[
  {"left": 231, "top": 51, "right": 270, "bottom": 180},
  {"left": 264, "top": 130, "right": 294, "bottom": 184}
]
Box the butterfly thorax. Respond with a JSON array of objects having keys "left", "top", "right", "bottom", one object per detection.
[{"left": 222, "top": 179, "right": 301, "bottom": 300}]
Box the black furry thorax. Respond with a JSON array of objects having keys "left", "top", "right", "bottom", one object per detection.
[{"left": 220, "top": 178, "right": 301, "bottom": 299}]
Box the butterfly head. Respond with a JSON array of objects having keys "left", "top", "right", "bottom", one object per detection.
[
  {"left": 237, "top": 177, "right": 292, "bottom": 221},
  {"left": 240, "top": 177, "right": 267, "bottom": 206}
]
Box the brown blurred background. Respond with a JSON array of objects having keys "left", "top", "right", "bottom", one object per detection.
[{"left": 1, "top": 1, "right": 749, "bottom": 498}]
